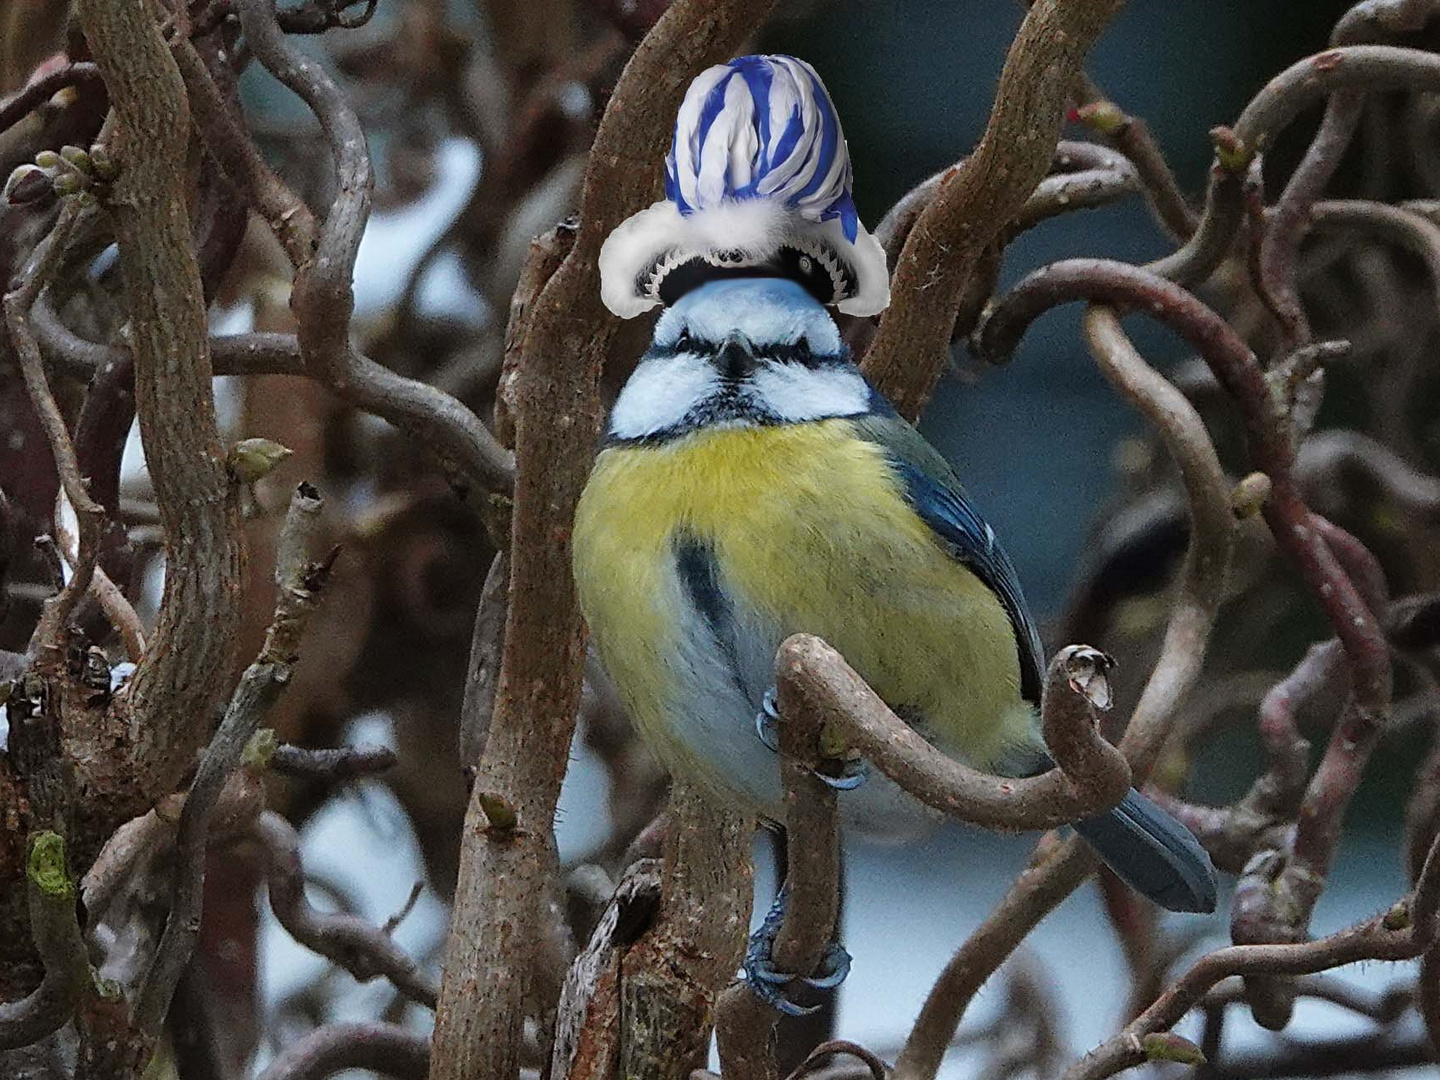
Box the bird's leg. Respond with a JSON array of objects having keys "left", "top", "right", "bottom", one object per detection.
[
  {"left": 754, "top": 686, "right": 869, "bottom": 789},
  {"left": 743, "top": 883, "right": 852, "bottom": 1016}
]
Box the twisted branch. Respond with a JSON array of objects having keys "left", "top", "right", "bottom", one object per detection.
[
  {"left": 1059, "top": 833, "right": 1440, "bottom": 1080},
  {"left": 892, "top": 306, "right": 1234, "bottom": 1080},
  {"left": 253, "top": 811, "right": 438, "bottom": 1008},
  {"left": 254, "top": 1022, "right": 430, "bottom": 1080},
  {"left": 861, "top": 0, "right": 1128, "bottom": 419},
  {"left": 76, "top": 0, "right": 245, "bottom": 805},
  {"left": 0, "top": 834, "right": 88, "bottom": 1050}
]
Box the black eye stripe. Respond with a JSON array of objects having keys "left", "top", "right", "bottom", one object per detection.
[
  {"left": 648, "top": 338, "right": 848, "bottom": 367},
  {"left": 650, "top": 334, "right": 716, "bottom": 358},
  {"left": 757, "top": 342, "right": 846, "bottom": 368}
]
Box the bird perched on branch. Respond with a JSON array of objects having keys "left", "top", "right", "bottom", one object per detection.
[{"left": 575, "top": 54, "right": 1216, "bottom": 1015}]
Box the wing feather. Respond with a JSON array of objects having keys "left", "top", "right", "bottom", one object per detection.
[{"left": 849, "top": 412, "right": 1045, "bottom": 705}]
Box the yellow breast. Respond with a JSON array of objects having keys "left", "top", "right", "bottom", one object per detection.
[{"left": 572, "top": 420, "right": 1035, "bottom": 803}]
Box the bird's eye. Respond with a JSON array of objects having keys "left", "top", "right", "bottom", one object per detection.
[
  {"left": 675, "top": 329, "right": 693, "bottom": 351},
  {"left": 795, "top": 336, "right": 814, "bottom": 361},
  {"left": 789, "top": 336, "right": 825, "bottom": 368}
]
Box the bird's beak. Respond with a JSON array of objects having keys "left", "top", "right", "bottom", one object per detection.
[{"left": 717, "top": 333, "right": 758, "bottom": 381}]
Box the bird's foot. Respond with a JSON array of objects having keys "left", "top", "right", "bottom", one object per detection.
[
  {"left": 813, "top": 755, "right": 869, "bottom": 790},
  {"left": 743, "top": 886, "right": 852, "bottom": 1016},
  {"left": 754, "top": 686, "right": 781, "bottom": 753},
  {"left": 755, "top": 686, "right": 869, "bottom": 789}
]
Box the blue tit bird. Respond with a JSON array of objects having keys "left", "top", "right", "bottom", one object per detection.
[{"left": 577, "top": 54, "right": 1217, "bottom": 1016}]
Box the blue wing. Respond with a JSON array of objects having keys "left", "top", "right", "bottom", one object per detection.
[
  {"left": 849, "top": 413, "right": 1046, "bottom": 706},
  {"left": 851, "top": 408, "right": 1217, "bottom": 913}
]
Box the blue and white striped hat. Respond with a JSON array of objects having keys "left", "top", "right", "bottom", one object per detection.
[{"left": 600, "top": 54, "right": 889, "bottom": 319}]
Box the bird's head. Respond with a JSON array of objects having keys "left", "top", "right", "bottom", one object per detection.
[{"left": 606, "top": 277, "right": 879, "bottom": 443}]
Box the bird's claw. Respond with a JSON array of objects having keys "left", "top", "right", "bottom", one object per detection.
[
  {"left": 743, "top": 886, "right": 852, "bottom": 1016},
  {"left": 814, "top": 757, "right": 868, "bottom": 790},
  {"left": 754, "top": 686, "right": 781, "bottom": 753},
  {"left": 756, "top": 687, "right": 868, "bottom": 789},
  {"left": 802, "top": 942, "right": 852, "bottom": 989}
]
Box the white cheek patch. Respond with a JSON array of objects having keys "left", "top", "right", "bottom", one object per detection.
[
  {"left": 609, "top": 353, "right": 720, "bottom": 440},
  {"left": 747, "top": 365, "right": 870, "bottom": 423}
]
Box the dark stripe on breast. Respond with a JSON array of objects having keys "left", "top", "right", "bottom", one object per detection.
[
  {"left": 673, "top": 531, "right": 729, "bottom": 636},
  {"left": 672, "top": 531, "right": 750, "bottom": 700}
]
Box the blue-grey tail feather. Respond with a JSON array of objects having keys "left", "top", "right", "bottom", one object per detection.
[{"left": 1074, "top": 789, "right": 1217, "bottom": 914}]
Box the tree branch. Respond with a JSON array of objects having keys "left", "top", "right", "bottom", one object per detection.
[
  {"left": 5, "top": 201, "right": 106, "bottom": 665},
  {"left": 891, "top": 306, "right": 1234, "bottom": 1080},
  {"left": 0, "top": 61, "right": 101, "bottom": 137},
  {"left": 716, "top": 637, "right": 847, "bottom": 1080},
  {"left": 202, "top": 0, "right": 516, "bottom": 495},
  {"left": 1057, "top": 833, "right": 1440, "bottom": 1080},
  {"left": 762, "top": 637, "right": 1130, "bottom": 830},
  {"left": 0, "top": 833, "right": 89, "bottom": 1051},
  {"left": 1232, "top": 45, "right": 1440, "bottom": 165},
  {"left": 254, "top": 1022, "right": 430, "bottom": 1080},
  {"left": 428, "top": 2, "right": 776, "bottom": 1077},
  {"left": 269, "top": 743, "right": 398, "bottom": 783},
  {"left": 252, "top": 811, "right": 438, "bottom": 1009},
  {"left": 616, "top": 783, "right": 751, "bottom": 1077},
  {"left": 1070, "top": 75, "right": 1197, "bottom": 239},
  {"left": 76, "top": 0, "right": 245, "bottom": 806},
  {"left": 135, "top": 484, "right": 333, "bottom": 1033},
  {"left": 861, "top": 0, "right": 1127, "bottom": 419}
]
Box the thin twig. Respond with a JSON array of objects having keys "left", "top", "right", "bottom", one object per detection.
[
  {"left": 1144, "top": 164, "right": 1246, "bottom": 286},
  {"left": 5, "top": 202, "right": 106, "bottom": 666},
  {"left": 0, "top": 62, "right": 102, "bottom": 136},
  {"left": 783, "top": 1041, "right": 889, "bottom": 1080},
  {"left": 51, "top": 494, "right": 145, "bottom": 660},
  {"left": 252, "top": 811, "right": 439, "bottom": 1008},
  {"left": 875, "top": 141, "right": 1141, "bottom": 270},
  {"left": 1233, "top": 45, "right": 1440, "bottom": 165},
  {"left": 269, "top": 743, "right": 398, "bottom": 783},
  {"left": 1056, "top": 834, "right": 1440, "bottom": 1080},
  {"left": 169, "top": 36, "right": 317, "bottom": 266},
  {"left": 865, "top": 142, "right": 1140, "bottom": 354},
  {"left": 1249, "top": 0, "right": 1425, "bottom": 361},
  {"left": 1071, "top": 75, "right": 1198, "bottom": 239},
  {"left": 221, "top": 0, "right": 514, "bottom": 495},
  {"left": 1312, "top": 199, "right": 1440, "bottom": 316},
  {"left": 975, "top": 260, "right": 1390, "bottom": 738},
  {"left": 1267, "top": 114, "right": 1440, "bottom": 429},
  {"left": 135, "top": 484, "right": 333, "bottom": 1033}
]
